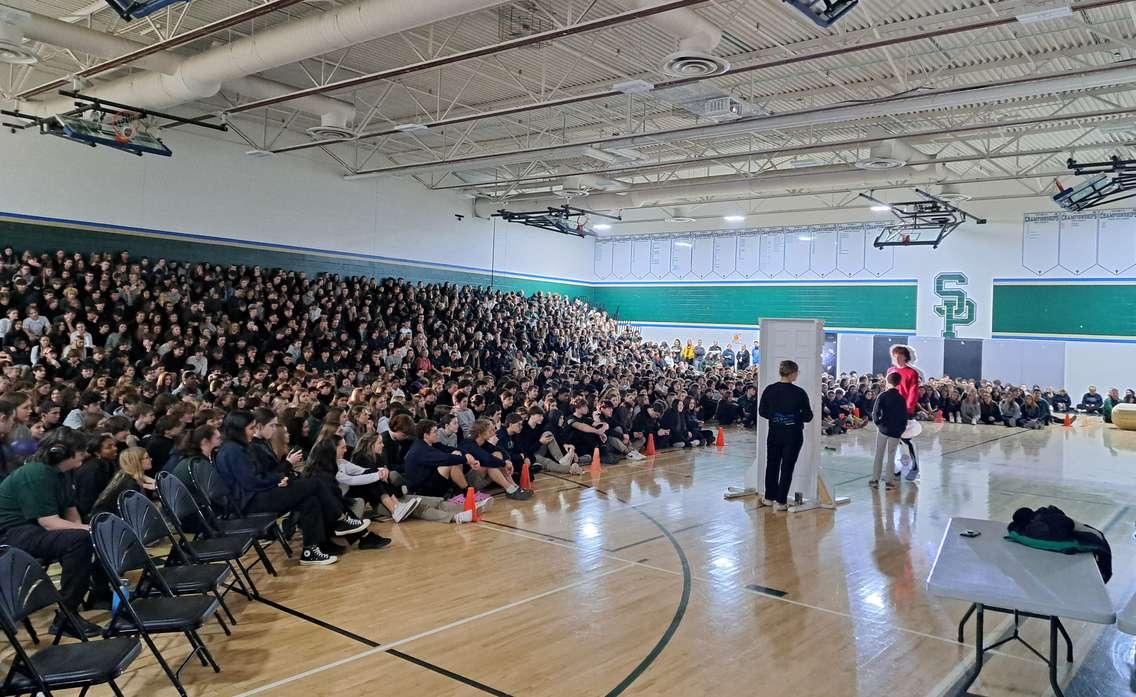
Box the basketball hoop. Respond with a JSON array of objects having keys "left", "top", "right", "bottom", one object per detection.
[{"left": 108, "top": 110, "right": 143, "bottom": 145}]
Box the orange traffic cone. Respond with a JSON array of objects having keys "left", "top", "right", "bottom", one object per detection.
[
  {"left": 853, "top": 406, "right": 861, "bottom": 419},
  {"left": 1063, "top": 412, "right": 1073, "bottom": 427},
  {"left": 590, "top": 446, "right": 602, "bottom": 479},
  {"left": 519, "top": 460, "right": 532, "bottom": 489},
  {"left": 715, "top": 426, "right": 725, "bottom": 447},
  {"left": 645, "top": 433, "right": 656, "bottom": 456},
  {"left": 462, "top": 487, "right": 480, "bottom": 522},
  {"left": 934, "top": 410, "right": 944, "bottom": 423}
]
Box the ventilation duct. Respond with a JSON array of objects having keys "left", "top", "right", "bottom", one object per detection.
[
  {"left": 10, "top": 8, "right": 353, "bottom": 123},
  {"left": 0, "top": 7, "right": 36, "bottom": 65},
  {"left": 14, "top": 0, "right": 509, "bottom": 120}
]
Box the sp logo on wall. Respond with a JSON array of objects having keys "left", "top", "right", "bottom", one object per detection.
[{"left": 933, "top": 272, "right": 976, "bottom": 338}]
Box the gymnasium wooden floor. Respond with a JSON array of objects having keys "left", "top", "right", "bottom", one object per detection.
[{"left": 41, "top": 421, "right": 1136, "bottom": 696}]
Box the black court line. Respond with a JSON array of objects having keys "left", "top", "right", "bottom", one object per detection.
[
  {"left": 744, "top": 584, "right": 787, "bottom": 598},
  {"left": 246, "top": 592, "right": 514, "bottom": 696},
  {"left": 386, "top": 650, "right": 513, "bottom": 697},
  {"left": 939, "top": 428, "right": 1028, "bottom": 456},
  {"left": 479, "top": 518, "right": 582, "bottom": 546},
  {"left": 537, "top": 471, "right": 694, "bottom": 696},
  {"left": 599, "top": 502, "right": 692, "bottom": 697},
  {"left": 607, "top": 523, "right": 705, "bottom": 553}
]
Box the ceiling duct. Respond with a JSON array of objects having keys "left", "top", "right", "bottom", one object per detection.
[
  {"left": 10, "top": 8, "right": 353, "bottom": 122},
  {"left": 0, "top": 7, "right": 37, "bottom": 65},
  {"left": 14, "top": 0, "right": 509, "bottom": 119}
]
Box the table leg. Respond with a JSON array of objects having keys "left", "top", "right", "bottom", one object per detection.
[
  {"left": 957, "top": 604, "right": 986, "bottom": 695},
  {"left": 1054, "top": 618, "right": 1073, "bottom": 662},
  {"left": 958, "top": 602, "right": 977, "bottom": 642},
  {"left": 1049, "top": 617, "right": 1065, "bottom": 697}
]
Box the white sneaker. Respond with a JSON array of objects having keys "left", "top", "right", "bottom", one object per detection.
[
  {"left": 626, "top": 450, "right": 646, "bottom": 461},
  {"left": 475, "top": 496, "right": 494, "bottom": 513},
  {"left": 392, "top": 497, "right": 421, "bottom": 523},
  {"left": 690, "top": 440, "right": 701, "bottom": 446},
  {"left": 559, "top": 452, "right": 576, "bottom": 468},
  {"left": 453, "top": 510, "right": 474, "bottom": 524},
  {"left": 774, "top": 503, "right": 790, "bottom": 512},
  {"left": 760, "top": 498, "right": 777, "bottom": 507}
]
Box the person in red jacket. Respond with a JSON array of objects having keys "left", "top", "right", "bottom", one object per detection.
[{"left": 885, "top": 345, "right": 922, "bottom": 481}]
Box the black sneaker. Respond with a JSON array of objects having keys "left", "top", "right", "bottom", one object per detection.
[
  {"left": 358, "top": 532, "right": 392, "bottom": 550},
  {"left": 300, "top": 546, "right": 337, "bottom": 566},
  {"left": 505, "top": 487, "right": 533, "bottom": 501},
  {"left": 319, "top": 540, "right": 347, "bottom": 556},
  {"left": 50, "top": 612, "right": 102, "bottom": 639},
  {"left": 334, "top": 515, "right": 370, "bottom": 537}
]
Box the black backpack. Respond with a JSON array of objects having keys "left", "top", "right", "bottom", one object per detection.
[{"left": 1006, "top": 506, "right": 1112, "bottom": 583}]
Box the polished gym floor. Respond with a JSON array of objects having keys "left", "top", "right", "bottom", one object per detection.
[{"left": 36, "top": 421, "right": 1136, "bottom": 696}]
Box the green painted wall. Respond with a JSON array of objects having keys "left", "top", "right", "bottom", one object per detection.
[
  {"left": 592, "top": 283, "right": 917, "bottom": 331},
  {"left": 0, "top": 215, "right": 592, "bottom": 301},
  {"left": 993, "top": 283, "right": 1136, "bottom": 337}
]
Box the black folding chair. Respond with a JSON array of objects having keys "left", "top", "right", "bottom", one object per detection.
[
  {"left": 0, "top": 545, "right": 140, "bottom": 697},
  {"left": 90, "top": 513, "right": 223, "bottom": 697},
  {"left": 118, "top": 490, "right": 239, "bottom": 626},
  {"left": 188, "top": 459, "right": 293, "bottom": 575},
  {"left": 155, "top": 472, "right": 262, "bottom": 597}
]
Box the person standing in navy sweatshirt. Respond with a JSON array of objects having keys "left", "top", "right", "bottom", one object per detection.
[
  {"left": 870, "top": 372, "right": 906, "bottom": 491},
  {"left": 758, "top": 360, "right": 813, "bottom": 511}
]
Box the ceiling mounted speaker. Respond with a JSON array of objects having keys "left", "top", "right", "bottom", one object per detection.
[
  {"left": 661, "top": 50, "right": 729, "bottom": 78},
  {"left": 306, "top": 112, "right": 354, "bottom": 140},
  {"left": 937, "top": 183, "right": 972, "bottom": 202},
  {"left": 0, "top": 8, "right": 37, "bottom": 66}
]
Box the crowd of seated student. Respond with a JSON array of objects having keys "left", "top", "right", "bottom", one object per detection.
[
  {"left": 0, "top": 245, "right": 776, "bottom": 638},
  {"left": 817, "top": 371, "right": 1133, "bottom": 431}
]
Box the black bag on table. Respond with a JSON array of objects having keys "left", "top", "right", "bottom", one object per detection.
[{"left": 1006, "top": 505, "right": 1112, "bottom": 583}]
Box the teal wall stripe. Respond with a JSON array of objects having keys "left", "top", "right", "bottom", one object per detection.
[
  {"left": 592, "top": 283, "right": 916, "bottom": 331},
  {"left": 993, "top": 283, "right": 1136, "bottom": 338}
]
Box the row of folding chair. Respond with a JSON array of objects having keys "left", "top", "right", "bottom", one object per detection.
[{"left": 0, "top": 461, "right": 296, "bottom": 697}]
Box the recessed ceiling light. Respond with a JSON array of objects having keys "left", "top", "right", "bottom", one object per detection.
[
  {"left": 394, "top": 123, "right": 428, "bottom": 132},
  {"left": 665, "top": 216, "right": 696, "bottom": 223},
  {"left": 593, "top": 223, "right": 612, "bottom": 231},
  {"left": 723, "top": 215, "right": 747, "bottom": 222},
  {"left": 870, "top": 204, "right": 892, "bottom": 212}
]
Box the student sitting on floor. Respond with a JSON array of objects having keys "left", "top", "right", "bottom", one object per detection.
[
  {"left": 1103, "top": 388, "right": 1122, "bottom": 424},
  {"left": 1019, "top": 394, "right": 1047, "bottom": 430},
  {"left": 516, "top": 406, "right": 581, "bottom": 473},
  {"left": 1050, "top": 388, "right": 1072, "bottom": 413},
  {"left": 999, "top": 395, "right": 1021, "bottom": 427},
  {"left": 941, "top": 389, "right": 962, "bottom": 423},
  {"left": 631, "top": 400, "right": 671, "bottom": 450},
  {"left": 684, "top": 396, "right": 714, "bottom": 445},
  {"left": 660, "top": 397, "right": 692, "bottom": 448},
  {"left": 565, "top": 397, "right": 619, "bottom": 465},
  {"left": 303, "top": 436, "right": 392, "bottom": 549},
  {"left": 978, "top": 393, "right": 1001, "bottom": 425},
  {"left": 351, "top": 433, "right": 482, "bottom": 524},
  {"left": 960, "top": 392, "right": 981, "bottom": 425},
  {"left": 1078, "top": 386, "right": 1104, "bottom": 414},
  {"left": 461, "top": 419, "right": 533, "bottom": 499},
  {"left": 215, "top": 410, "right": 369, "bottom": 567},
  {"left": 715, "top": 391, "right": 740, "bottom": 426}
]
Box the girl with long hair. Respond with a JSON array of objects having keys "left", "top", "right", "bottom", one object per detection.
[
  {"left": 90, "top": 446, "right": 155, "bottom": 518},
  {"left": 305, "top": 435, "right": 392, "bottom": 550}
]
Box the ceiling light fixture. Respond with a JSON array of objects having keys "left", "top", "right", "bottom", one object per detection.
[
  {"left": 593, "top": 223, "right": 612, "bottom": 231},
  {"left": 723, "top": 215, "right": 747, "bottom": 222},
  {"left": 870, "top": 204, "right": 892, "bottom": 212}
]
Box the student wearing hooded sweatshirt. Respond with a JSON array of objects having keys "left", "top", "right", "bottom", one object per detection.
[{"left": 660, "top": 396, "right": 692, "bottom": 448}]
